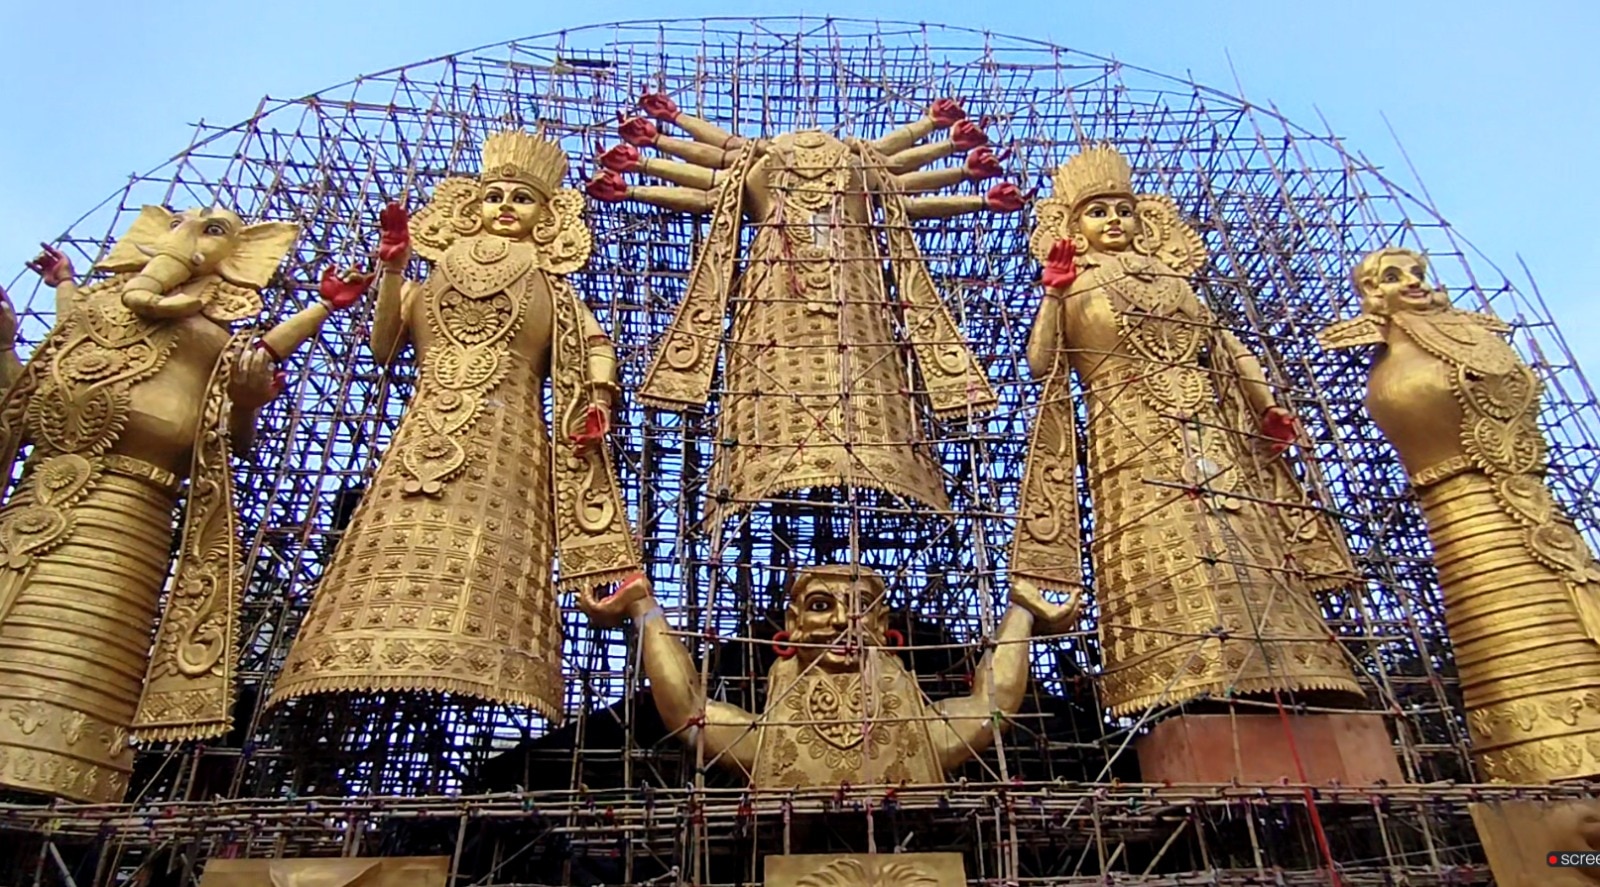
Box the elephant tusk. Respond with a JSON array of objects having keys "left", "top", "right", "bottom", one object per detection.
[
  {"left": 191, "top": 252, "right": 206, "bottom": 268},
  {"left": 136, "top": 243, "right": 160, "bottom": 257}
]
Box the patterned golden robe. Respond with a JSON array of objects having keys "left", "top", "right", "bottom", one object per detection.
[
  {"left": 1037, "top": 252, "right": 1362, "bottom": 716},
  {"left": 0, "top": 276, "right": 254, "bottom": 802},
  {"left": 639, "top": 131, "right": 995, "bottom": 519},
  {"left": 270, "top": 237, "right": 637, "bottom": 722}
]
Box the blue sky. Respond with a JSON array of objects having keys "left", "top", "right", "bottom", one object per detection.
[{"left": 2, "top": 0, "right": 1597, "bottom": 367}]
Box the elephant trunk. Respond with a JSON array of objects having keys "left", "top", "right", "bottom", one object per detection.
[{"left": 123, "top": 251, "right": 197, "bottom": 299}]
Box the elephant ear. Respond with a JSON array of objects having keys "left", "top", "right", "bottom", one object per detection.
[
  {"left": 217, "top": 221, "right": 300, "bottom": 289},
  {"left": 96, "top": 205, "right": 177, "bottom": 272}
]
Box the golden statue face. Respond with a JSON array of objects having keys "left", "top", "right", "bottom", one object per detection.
[
  {"left": 1362, "top": 251, "right": 1446, "bottom": 315},
  {"left": 786, "top": 575, "right": 888, "bottom": 673},
  {"left": 1075, "top": 196, "right": 1137, "bottom": 253},
  {"left": 480, "top": 180, "right": 548, "bottom": 240}
]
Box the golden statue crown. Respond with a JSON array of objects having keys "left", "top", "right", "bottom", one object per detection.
[
  {"left": 480, "top": 129, "right": 568, "bottom": 196},
  {"left": 1053, "top": 143, "right": 1134, "bottom": 211}
]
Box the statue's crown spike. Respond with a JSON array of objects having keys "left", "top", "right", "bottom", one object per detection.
[
  {"left": 1052, "top": 143, "right": 1134, "bottom": 211},
  {"left": 480, "top": 129, "right": 567, "bottom": 196}
]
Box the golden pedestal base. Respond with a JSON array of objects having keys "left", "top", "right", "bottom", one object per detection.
[
  {"left": 1470, "top": 800, "right": 1600, "bottom": 886},
  {"left": 198, "top": 857, "right": 450, "bottom": 887},
  {"left": 1136, "top": 712, "right": 1404, "bottom": 785},
  {"left": 765, "top": 852, "right": 965, "bottom": 887}
]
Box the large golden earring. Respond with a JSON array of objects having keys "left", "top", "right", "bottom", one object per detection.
[
  {"left": 1069, "top": 232, "right": 1090, "bottom": 255},
  {"left": 530, "top": 200, "right": 560, "bottom": 245}
]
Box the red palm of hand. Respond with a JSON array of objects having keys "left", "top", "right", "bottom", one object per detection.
[
  {"left": 1043, "top": 240, "right": 1078, "bottom": 291},
  {"left": 638, "top": 93, "right": 680, "bottom": 122},
  {"left": 619, "top": 117, "right": 659, "bottom": 147},
  {"left": 377, "top": 203, "right": 410, "bottom": 264},
  {"left": 1260, "top": 407, "right": 1300, "bottom": 455},
  {"left": 985, "top": 183, "right": 1025, "bottom": 213},
  {"left": 930, "top": 98, "right": 966, "bottom": 128},
  {"left": 965, "top": 147, "right": 1004, "bottom": 180},
  {"left": 599, "top": 143, "right": 641, "bottom": 173},
  {"left": 319, "top": 266, "right": 374, "bottom": 310},
  {"left": 571, "top": 404, "right": 610, "bottom": 453},
  {"left": 586, "top": 171, "right": 630, "bottom": 203},
  {"left": 951, "top": 120, "right": 988, "bottom": 151}
]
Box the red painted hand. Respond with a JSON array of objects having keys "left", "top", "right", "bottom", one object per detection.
[
  {"left": 984, "top": 182, "right": 1025, "bottom": 213},
  {"left": 619, "top": 117, "right": 660, "bottom": 147},
  {"left": 951, "top": 119, "right": 988, "bottom": 151},
  {"left": 599, "top": 143, "right": 641, "bottom": 173},
  {"left": 1043, "top": 239, "right": 1078, "bottom": 291},
  {"left": 571, "top": 403, "right": 611, "bottom": 453},
  {"left": 319, "top": 266, "right": 374, "bottom": 310},
  {"left": 964, "top": 147, "right": 1004, "bottom": 181},
  {"left": 638, "top": 93, "right": 681, "bottom": 122},
  {"left": 376, "top": 203, "right": 411, "bottom": 266},
  {"left": 26, "top": 244, "right": 74, "bottom": 287},
  {"left": 929, "top": 98, "right": 966, "bottom": 128},
  {"left": 1260, "top": 406, "right": 1300, "bottom": 455},
  {"left": 586, "top": 171, "right": 631, "bottom": 203}
]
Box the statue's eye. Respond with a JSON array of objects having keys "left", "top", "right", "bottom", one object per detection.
[
  {"left": 204, "top": 223, "right": 226, "bottom": 236},
  {"left": 170, "top": 219, "right": 183, "bottom": 230}
]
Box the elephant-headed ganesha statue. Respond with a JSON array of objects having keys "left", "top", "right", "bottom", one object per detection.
[{"left": 0, "top": 205, "right": 351, "bottom": 802}]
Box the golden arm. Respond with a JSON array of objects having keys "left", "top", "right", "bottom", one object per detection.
[
  {"left": 1217, "top": 328, "right": 1280, "bottom": 417},
  {"left": 578, "top": 300, "right": 620, "bottom": 412},
  {"left": 927, "top": 606, "right": 1036, "bottom": 771},
  {"left": 904, "top": 194, "right": 988, "bottom": 220},
  {"left": 653, "top": 134, "right": 745, "bottom": 171},
  {"left": 895, "top": 165, "right": 970, "bottom": 195},
  {"left": 664, "top": 110, "right": 747, "bottom": 152},
  {"left": 0, "top": 350, "right": 20, "bottom": 391},
  {"left": 637, "top": 156, "right": 722, "bottom": 191},
  {"left": 872, "top": 114, "right": 942, "bottom": 156},
  {"left": 626, "top": 184, "right": 718, "bottom": 214},
  {"left": 369, "top": 271, "right": 415, "bottom": 367},
  {"left": 231, "top": 290, "right": 352, "bottom": 449},
  {"left": 624, "top": 586, "right": 760, "bottom": 774},
  {"left": 1025, "top": 286, "right": 1069, "bottom": 381},
  {"left": 884, "top": 138, "right": 961, "bottom": 175},
  {"left": 0, "top": 288, "right": 20, "bottom": 390}
]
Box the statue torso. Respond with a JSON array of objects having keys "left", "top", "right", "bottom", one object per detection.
[
  {"left": 753, "top": 655, "right": 942, "bottom": 788},
  {"left": 409, "top": 237, "right": 555, "bottom": 379},
  {"left": 1064, "top": 252, "right": 1214, "bottom": 415},
  {"left": 1368, "top": 310, "right": 1538, "bottom": 481},
  {"left": 27, "top": 282, "right": 236, "bottom": 477},
  {"left": 751, "top": 130, "right": 872, "bottom": 226}
]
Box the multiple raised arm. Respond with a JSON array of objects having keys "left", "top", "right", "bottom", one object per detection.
[
  {"left": 588, "top": 93, "right": 1027, "bottom": 222},
  {"left": 586, "top": 96, "right": 751, "bottom": 214}
]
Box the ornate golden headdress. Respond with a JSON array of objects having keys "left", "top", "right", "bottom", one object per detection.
[
  {"left": 479, "top": 129, "right": 568, "bottom": 197},
  {"left": 409, "top": 128, "right": 591, "bottom": 273},
  {"left": 1030, "top": 143, "right": 1208, "bottom": 275},
  {"left": 1051, "top": 143, "right": 1134, "bottom": 211}
]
